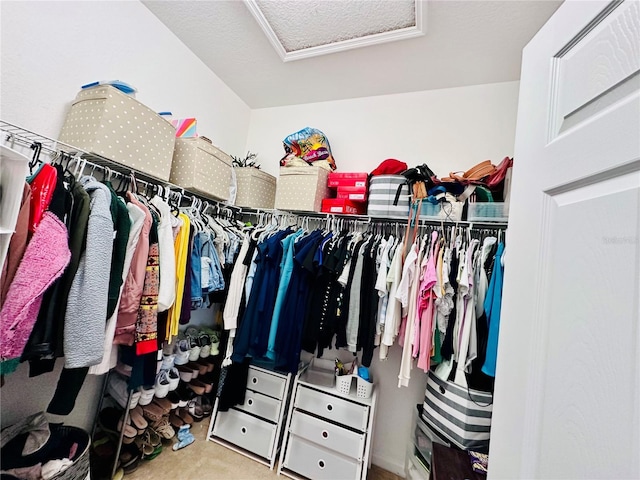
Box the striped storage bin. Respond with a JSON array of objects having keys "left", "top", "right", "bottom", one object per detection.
[
  {"left": 421, "top": 370, "right": 492, "bottom": 453},
  {"left": 367, "top": 175, "right": 410, "bottom": 219}
]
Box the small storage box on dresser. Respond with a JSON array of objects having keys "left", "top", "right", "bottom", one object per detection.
[
  {"left": 234, "top": 168, "right": 277, "bottom": 209},
  {"left": 275, "top": 166, "right": 331, "bottom": 212},
  {"left": 58, "top": 85, "right": 175, "bottom": 181},
  {"left": 170, "top": 137, "right": 232, "bottom": 201}
]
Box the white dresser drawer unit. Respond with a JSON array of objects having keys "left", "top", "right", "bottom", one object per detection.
[
  {"left": 295, "top": 385, "right": 369, "bottom": 432},
  {"left": 208, "top": 365, "right": 294, "bottom": 470},
  {"left": 247, "top": 366, "right": 287, "bottom": 399},
  {"left": 235, "top": 389, "right": 282, "bottom": 423},
  {"left": 289, "top": 410, "right": 366, "bottom": 460},
  {"left": 284, "top": 436, "right": 361, "bottom": 480},
  {"left": 213, "top": 408, "right": 277, "bottom": 459}
]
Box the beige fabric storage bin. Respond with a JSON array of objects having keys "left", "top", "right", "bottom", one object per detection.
[
  {"left": 170, "top": 137, "right": 232, "bottom": 201},
  {"left": 58, "top": 85, "right": 175, "bottom": 181},
  {"left": 275, "top": 166, "right": 331, "bottom": 212},
  {"left": 235, "top": 168, "right": 276, "bottom": 209}
]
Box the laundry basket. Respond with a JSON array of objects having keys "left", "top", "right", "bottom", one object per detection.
[
  {"left": 0, "top": 424, "right": 90, "bottom": 480},
  {"left": 335, "top": 374, "right": 353, "bottom": 395}
]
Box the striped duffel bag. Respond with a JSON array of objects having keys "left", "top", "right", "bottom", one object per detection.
[{"left": 367, "top": 175, "right": 410, "bottom": 218}]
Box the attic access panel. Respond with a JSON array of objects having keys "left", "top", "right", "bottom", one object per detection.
[{"left": 245, "top": 0, "right": 424, "bottom": 62}]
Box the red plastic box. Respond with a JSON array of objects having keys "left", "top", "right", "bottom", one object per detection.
[
  {"left": 321, "top": 198, "right": 367, "bottom": 215},
  {"left": 328, "top": 172, "right": 368, "bottom": 188},
  {"left": 336, "top": 186, "right": 368, "bottom": 201}
]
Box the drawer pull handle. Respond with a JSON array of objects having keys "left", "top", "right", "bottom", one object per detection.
[
  {"left": 252, "top": 377, "right": 258, "bottom": 385},
  {"left": 321, "top": 430, "right": 329, "bottom": 439},
  {"left": 326, "top": 404, "right": 333, "bottom": 412},
  {"left": 247, "top": 398, "right": 254, "bottom": 406},
  {"left": 318, "top": 460, "right": 326, "bottom": 469},
  {"left": 241, "top": 427, "right": 247, "bottom": 435}
]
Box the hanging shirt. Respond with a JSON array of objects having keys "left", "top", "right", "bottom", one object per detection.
[
  {"left": 454, "top": 239, "right": 480, "bottom": 386},
  {"left": 150, "top": 195, "right": 176, "bottom": 312},
  {"left": 267, "top": 229, "right": 304, "bottom": 360},
  {"left": 380, "top": 239, "right": 403, "bottom": 357},
  {"left": 398, "top": 238, "right": 424, "bottom": 387},
  {"left": 115, "top": 193, "right": 151, "bottom": 346},
  {"left": 166, "top": 213, "right": 190, "bottom": 342},
  {"left": 416, "top": 231, "right": 440, "bottom": 372},
  {"left": 374, "top": 236, "right": 392, "bottom": 346},
  {"left": 223, "top": 233, "right": 251, "bottom": 330},
  {"left": 482, "top": 242, "right": 505, "bottom": 377}
]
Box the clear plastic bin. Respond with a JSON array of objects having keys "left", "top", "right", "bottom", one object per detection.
[{"left": 467, "top": 202, "right": 508, "bottom": 222}]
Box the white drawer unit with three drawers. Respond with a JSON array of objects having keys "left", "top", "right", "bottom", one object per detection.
[
  {"left": 207, "top": 364, "right": 294, "bottom": 470},
  {"left": 278, "top": 368, "right": 378, "bottom": 480}
]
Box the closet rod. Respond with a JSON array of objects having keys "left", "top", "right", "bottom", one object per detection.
[{"left": 240, "top": 207, "right": 508, "bottom": 230}]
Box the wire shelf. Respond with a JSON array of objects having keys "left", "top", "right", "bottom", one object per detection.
[{"left": 0, "top": 119, "right": 507, "bottom": 229}]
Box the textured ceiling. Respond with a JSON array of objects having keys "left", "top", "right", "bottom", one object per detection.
[
  {"left": 255, "top": 0, "right": 416, "bottom": 52},
  {"left": 143, "top": 0, "right": 562, "bottom": 108}
]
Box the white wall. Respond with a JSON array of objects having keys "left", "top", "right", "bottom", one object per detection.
[
  {"left": 0, "top": 0, "right": 250, "bottom": 432},
  {"left": 246, "top": 81, "right": 519, "bottom": 178},
  {"left": 246, "top": 81, "right": 520, "bottom": 475},
  {"left": 0, "top": 0, "right": 251, "bottom": 157}
]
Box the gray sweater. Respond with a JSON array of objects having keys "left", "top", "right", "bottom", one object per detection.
[{"left": 64, "top": 176, "right": 114, "bottom": 369}]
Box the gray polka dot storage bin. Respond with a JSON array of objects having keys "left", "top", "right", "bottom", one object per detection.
[
  {"left": 170, "top": 137, "right": 232, "bottom": 201},
  {"left": 57, "top": 85, "right": 175, "bottom": 181},
  {"left": 234, "top": 167, "right": 276, "bottom": 209},
  {"left": 275, "top": 166, "right": 331, "bottom": 212}
]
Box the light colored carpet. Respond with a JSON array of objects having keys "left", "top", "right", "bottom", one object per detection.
[{"left": 124, "top": 421, "right": 402, "bottom": 480}]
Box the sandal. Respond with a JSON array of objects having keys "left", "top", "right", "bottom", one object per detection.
[
  {"left": 188, "top": 380, "right": 207, "bottom": 396},
  {"left": 177, "top": 407, "right": 194, "bottom": 425},
  {"left": 151, "top": 397, "right": 172, "bottom": 414},
  {"left": 169, "top": 411, "right": 185, "bottom": 429},
  {"left": 129, "top": 406, "right": 149, "bottom": 433},
  {"left": 141, "top": 403, "right": 164, "bottom": 422}
]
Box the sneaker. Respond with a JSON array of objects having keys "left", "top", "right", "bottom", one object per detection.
[
  {"left": 198, "top": 333, "right": 211, "bottom": 358},
  {"left": 154, "top": 370, "right": 171, "bottom": 399},
  {"left": 187, "top": 335, "right": 201, "bottom": 362},
  {"left": 167, "top": 367, "right": 180, "bottom": 391},
  {"left": 173, "top": 339, "right": 190, "bottom": 366},
  {"left": 138, "top": 385, "right": 155, "bottom": 406},
  {"left": 210, "top": 330, "right": 220, "bottom": 356},
  {"left": 160, "top": 354, "right": 175, "bottom": 371}
]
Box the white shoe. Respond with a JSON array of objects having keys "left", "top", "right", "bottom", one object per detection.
[
  {"left": 187, "top": 336, "right": 201, "bottom": 362},
  {"left": 154, "top": 370, "right": 171, "bottom": 398},
  {"left": 167, "top": 367, "right": 180, "bottom": 391},
  {"left": 161, "top": 354, "right": 175, "bottom": 370},
  {"left": 174, "top": 339, "right": 190, "bottom": 366},
  {"left": 138, "top": 385, "right": 156, "bottom": 406}
]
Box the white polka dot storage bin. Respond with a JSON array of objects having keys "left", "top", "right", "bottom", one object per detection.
[
  {"left": 169, "top": 137, "right": 232, "bottom": 202},
  {"left": 275, "top": 166, "right": 331, "bottom": 212},
  {"left": 57, "top": 85, "right": 175, "bottom": 181},
  {"left": 234, "top": 167, "right": 276, "bottom": 209}
]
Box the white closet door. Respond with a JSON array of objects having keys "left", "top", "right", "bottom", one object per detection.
[{"left": 489, "top": 1, "right": 640, "bottom": 479}]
